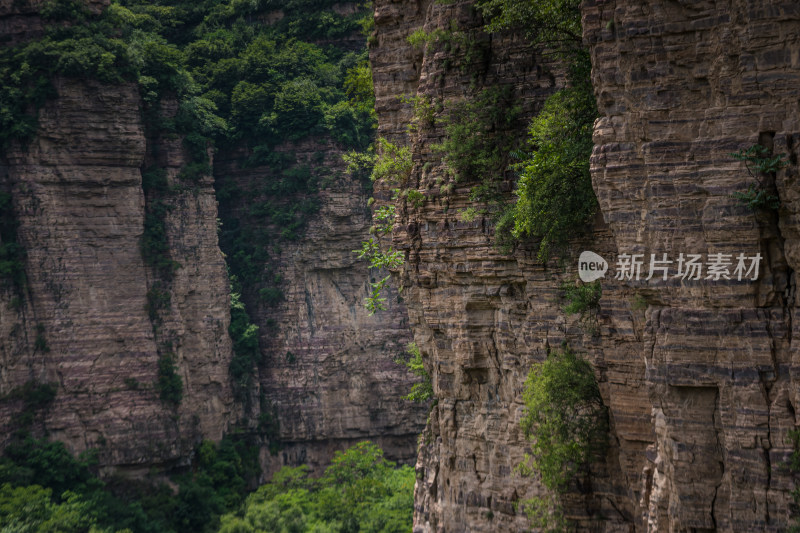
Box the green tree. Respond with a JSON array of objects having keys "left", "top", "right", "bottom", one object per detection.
[
  {"left": 268, "top": 78, "right": 325, "bottom": 140},
  {"left": 472, "top": 0, "right": 598, "bottom": 259},
  {"left": 476, "top": 0, "right": 583, "bottom": 52},
  {"left": 370, "top": 138, "right": 413, "bottom": 184},
  {"left": 343, "top": 60, "right": 375, "bottom": 114},
  {"left": 437, "top": 86, "right": 521, "bottom": 187},
  {"left": 396, "top": 342, "right": 433, "bottom": 403},
  {"left": 0, "top": 484, "right": 100, "bottom": 532},
  {"left": 730, "top": 144, "right": 786, "bottom": 211},
  {"left": 518, "top": 347, "right": 607, "bottom": 528},
  {"left": 510, "top": 66, "right": 597, "bottom": 260},
  {"left": 217, "top": 441, "right": 414, "bottom": 533},
  {"left": 353, "top": 189, "right": 405, "bottom": 315}
]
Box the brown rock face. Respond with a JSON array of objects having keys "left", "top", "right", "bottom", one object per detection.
[
  {"left": 0, "top": 77, "right": 235, "bottom": 469},
  {"left": 214, "top": 140, "right": 427, "bottom": 474},
  {"left": 585, "top": 0, "right": 800, "bottom": 530},
  {"left": 370, "top": 1, "right": 614, "bottom": 531},
  {"left": 372, "top": 0, "right": 800, "bottom": 531},
  {"left": 0, "top": 0, "right": 425, "bottom": 477}
]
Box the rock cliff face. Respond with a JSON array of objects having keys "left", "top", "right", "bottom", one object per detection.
[
  {"left": 0, "top": 0, "right": 428, "bottom": 476},
  {"left": 0, "top": 76, "right": 235, "bottom": 470},
  {"left": 371, "top": 0, "right": 800, "bottom": 531},
  {"left": 214, "top": 140, "right": 427, "bottom": 473},
  {"left": 585, "top": 0, "right": 800, "bottom": 530},
  {"left": 370, "top": 2, "right": 613, "bottom": 530}
]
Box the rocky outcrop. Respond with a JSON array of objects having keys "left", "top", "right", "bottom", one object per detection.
[
  {"left": 0, "top": 76, "right": 235, "bottom": 470},
  {"left": 372, "top": 0, "right": 800, "bottom": 531},
  {"left": 214, "top": 140, "right": 427, "bottom": 474},
  {"left": 0, "top": 0, "right": 426, "bottom": 478},
  {"left": 369, "top": 1, "right": 622, "bottom": 531},
  {"left": 585, "top": 0, "right": 800, "bottom": 530}
]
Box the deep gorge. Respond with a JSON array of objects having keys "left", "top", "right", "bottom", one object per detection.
[{"left": 1, "top": 0, "right": 799, "bottom": 531}]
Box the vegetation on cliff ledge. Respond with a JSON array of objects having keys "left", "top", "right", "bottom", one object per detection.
[
  {"left": 395, "top": 342, "right": 433, "bottom": 403},
  {"left": 0, "top": 1, "right": 397, "bottom": 529},
  {"left": 370, "top": 0, "right": 597, "bottom": 264},
  {"left": 730, "top": 143, "right": 786, "bottom": 211},
  {"left": 518, "top": 346, "right": 608, "bottom": 528},
  {"left": 0, "top": 0, "right": 376, "bottom": 300},
  {"left": 228, "top": 288, "right": 261, "bottom": 405},
  {"left": 509, "top": 57, "right": 597, "bottom": 260},
  {"left": 476, "top": 0, "right": 598, "bottom": 260}
]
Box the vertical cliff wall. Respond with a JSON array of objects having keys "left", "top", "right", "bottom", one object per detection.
[
  {"left": 370, "top": 1, "right": 634, "bottom": 531},
  {"left": 215, "top": 138, "right": 427, "bottom": 474},
  {"left": 0, "top": 75, "right": 235, "bottom": 470},
  {"left": 585, "top": 1, "right": 800, "bottom": 530},
  {"left": 371, "top": 0, "right": 800, "bottom": 531},
  {"left": 0, "top": 0, "right": 427, "bottom": 477}
]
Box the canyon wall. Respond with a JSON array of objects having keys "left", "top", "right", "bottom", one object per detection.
[
  {"left": 585, "top": 1, "right": 800, "bottom": 530},
  {"left": 371, "top": 1, "right": 633, "bottom": 530},
  {"left": 0, "top": 76, "right": 235, "bottom": 470},
  {"left": 214, "top": 141, "right": 427, "bottom": 473},
  {"left": 0, "top": 0, "right": 426, "bottom": 476},
  {"left": 371, "top": 0, "right": 800, "bottom": 530}
]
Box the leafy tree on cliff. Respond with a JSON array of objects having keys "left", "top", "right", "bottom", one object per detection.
[
  {"left": 476, "top": 0, "right": 599, "bottom": 260},
  {"left": 517, "top": 347, "right": 608, "bottom": 528},
  {"left": 477, "top": 0, "right": 583, "bottom": 51}
]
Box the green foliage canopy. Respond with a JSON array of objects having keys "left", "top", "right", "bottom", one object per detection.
[
  {"left": 520, "top": 347, "right": 607, "bottom": 490},
  {"left": 561, "top": 280, "right": 601, "bottom": 316},
  {"left": 0, "top": 434, "right": 262, "bottom": 533},
  {"left": 458, "top": 0, "right": 599, "bottom": 259},
  {"left": 217, "top": 441, "right": 414, "bottom": 533},
  {"left": 476, "top": 0, "right": 583, "bottom": 51},
  {"left": 509, "top": 58, "right": 597, "bottom": 260},
  {"left": 436, "top": 86, "right": 521, "bottom": 187}
]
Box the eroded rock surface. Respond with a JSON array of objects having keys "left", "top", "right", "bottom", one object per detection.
[
  {"left": 370, "top": 1, "right": 636, "bottom": 531},
  {"left": 371, "top": 0, "right": 800, "bottom": 531},
  {"left": 0, "top": 0, "right": 425, "bottom": 477},
  {"left": 0, "top": 77, "right": 235, "bottom": 469},
  {"left": 214, "top": 140, "right": 427, "bottom": 474},
  {"left": 585, "top": 0, "right": 800, "bottom": 530}
]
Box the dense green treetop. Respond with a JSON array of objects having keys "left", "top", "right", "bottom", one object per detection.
[{"left": 0, "top": 0, "right": 374, "bottom": 151}]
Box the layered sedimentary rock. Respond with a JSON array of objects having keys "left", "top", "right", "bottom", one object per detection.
[
  {"left": 372, "top": 0, "right": 800, "bottom": 531},
  {"left": 0, "top": 76, "right": 235, "bottom": 469},
  {"left": 370, "top": 1, "right": 634, "bottom": 531},
  {"left": 585, "top": 0, "right": 800, "bottom": 530},
  {"left": 214, "top": 140, "right": 427, "bottom": 474},
  {"left": 0, "top": 0, "right": 426, "bottom": 476}
]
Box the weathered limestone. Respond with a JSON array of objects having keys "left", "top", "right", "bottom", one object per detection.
[
  {"left": 0, "top": 77, "right": 235, "bottom": 469},
  {"left": 369, "top": 1, "right": 626, "bottom": 530},
  {"left": 0, "top": 0, "right": 425, "bottom": 477},
  {"left": 214, "top": 139, "right": 427, "bottom": 475},
  {"left": 585, "top": 1, "right": 800, "bottom": 530},
  {"left": 372, "top": 0, "right": 800, "bottom": 530}
]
